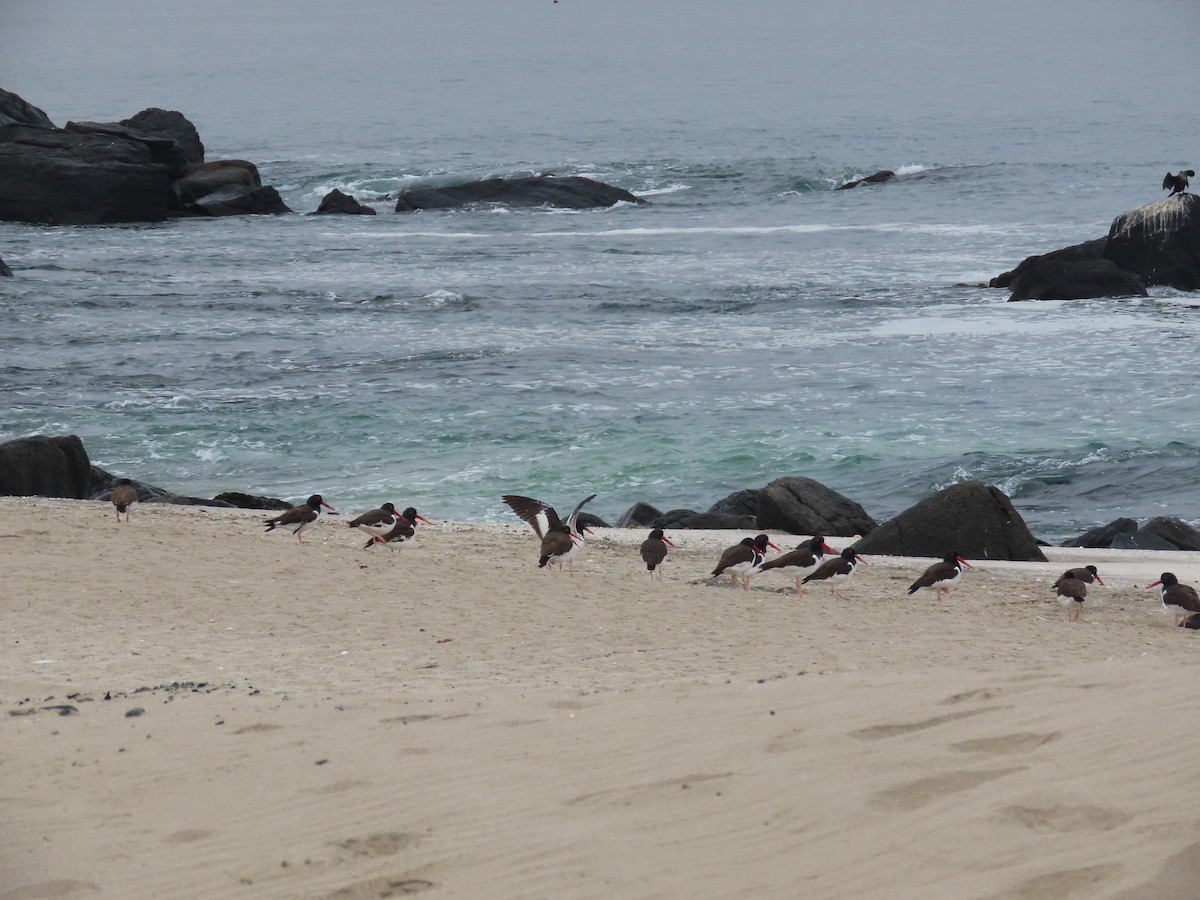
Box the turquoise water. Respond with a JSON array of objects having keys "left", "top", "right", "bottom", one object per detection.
[{"left": 2, "top": 0, "right": 1198, "bottom": 541}]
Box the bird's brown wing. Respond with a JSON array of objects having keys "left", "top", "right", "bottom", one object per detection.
[{"left": 502, "top": 495, "right": 563, "bottom": 539}]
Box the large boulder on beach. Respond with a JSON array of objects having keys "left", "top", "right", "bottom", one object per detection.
[
  {"left": 1060, "top": 517, "right": 1137, "bottom": 548},
  {"left": 616, "top": 502, "right": 662, "bottom": 528},
  {"left": 853, "top": 480, "right": 1047, "bottom": 561},
  {"left": 756, "top": 477, "right": 877, "bottom": 537},
  {"left": 394, "top": 175, "right": 645, "bottom": 212},
  {"left": 652, "top": 508, "right": 758, "bottom": 530},
  {"left": 1112, "top": 517, "right": 1200, "bottom": 551},
  {"left": 707, "top": 489, "right": 761, "bottom": 519},
  {"left": 0, "top": 435, "right": 93, "bottom": 498},
  {"left": 1104, "top": 194, "right": 1200, "bottom": 290}
]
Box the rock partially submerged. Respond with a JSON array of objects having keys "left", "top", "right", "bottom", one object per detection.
[
  {"left": 311, "top": 188, "right": 376, "bottom": 215},
  {"left": 836, "top": 169, "right": 895, "bottom": 190},
  {"left": 394, "top": 175, "right": 645, "bottom": 212},
  {"left": 853, "top": 480, "right": 1047, "bottom": 561},
  {"left": 994, "top": 194, "right": 1200, "bottom": 298},
  {"left": 0, "top": 254, "right": 11, "bottom": 277}
]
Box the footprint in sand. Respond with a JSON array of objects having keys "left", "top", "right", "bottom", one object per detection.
[
  {"left": 869, "top": 767, "right": 1026, "bottom": 812},
  {"left": 567, "top": 772, "right": 733, "bottom": 808},
  {"left": 998, "top": 803, "right": 1131, "bottom": 833},
  {"left": 164, "top": 828, "right": 213, "bottom": 844},
  {"left": 849, "top": 707, "right": 997, "bottom": 741},
  {"left": 231, "top": 723, "right": 282, "bottom": 735},
  {"left": 941, "top": 687, "right": 1003, "bottom": 705},
  {"left": 951, "top": 732, "right": 1061, "bottom": 755},
  {"left": 332, "top": 832, "right": 418, "bottom": 858},
  {"left": 986, "top": 863, "right": 1122, "bottom": 899}
]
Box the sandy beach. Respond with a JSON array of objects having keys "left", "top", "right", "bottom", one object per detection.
[{"left": 3, "top": 496, "right": 1200, "bottom": 900}]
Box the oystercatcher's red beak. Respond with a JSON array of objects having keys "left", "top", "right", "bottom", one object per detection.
[
  {"left": 415, "top": 514, "right": 433, "bottom": 525},
  {"left": 321, "top": 501, "right": 337, "bottom": 512},
  {"left": 822, "top": 542, "right": 836, "bottom": 554},
  {"left": 1145, "top": 580, "right": 1163, "bottom": 589},
  {"left": 662, "top": 535, "right": 676, "bottom": 547},
  {"left": 583, "top": 526, "right": 595, "bottom": 535},
  {"left": 767, "top": 540, "right": 782, "bottom": 552},
  {"left": 854, "top": 553, "right": 868, "bottom": 563},
  {"left": 1094, "top": 575, "right": 1105, "bottom": 586},
  {"left": 957, "top": 556, "right": 974, "bottom": 568}
]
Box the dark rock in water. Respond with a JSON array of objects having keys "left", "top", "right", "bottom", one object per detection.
[
  {"left": 213, "top": 491, "right": 291, "bottom": 511},
  {"left": 1060, "top": 517, "right": 1138, "bottom": 548},
  {"left": 0, "top": 254, "right": 11, "bottom": 277},
  {"left": 175, "top": 160, "right": 261, "bottom": 204},
  {"left": 652, "top": 509, "right": 758, "bottom": 530},
  {"left": 854, "top": 480, "right": 1047, "bottom": 561},
  {"left": 616, "top": 502, "right": 662, "bottom": 528},
  {"left": 991, "top": 239, "right": 1107, "bottom": 289},
  {"left": 65, "top": 120, "right": 190, "bottom": 180},
  {"left": 312, "top": 188, "right": 376, "bottom": 215},
  {"left": 1006, "top": 259, "right": 1146, "bottom": 301},
  {"left": 1113, "top": 516, "right": 1200, "bottom": 551},
  {"left": 1104, "top": 194, "right": 1200, "bottom": 290},
  {"left": 1179, "top": 614, "right": 1200, "bottom": 630},
  {"left": 394, "top": 175, "right": 645, "bottom": 212},
  {"left": 756, "top": 477, "right": 877, "bottom": 537},
  {"left": 707, "top": 489, "right": 760, "bottom": 519},
  {"left": 0, "top": 123, "right": 181, "bottom": 224},
  {"left": 0, "top": 435, "right": 92, "bottom": 498},
  {"left": 0, "top": 87, "right": 55, "bottom": 128},
  {"left": 187, "top": 185, "right": 291, "bottom": 216},
  {"left": 121, "top": 107, "right": 205, "bottom": 166},
  {"left": 837, "top": 170, "right": 895, "bottom": 190}
]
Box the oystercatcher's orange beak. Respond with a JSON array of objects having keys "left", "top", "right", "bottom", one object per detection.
[
  {"left": 767, "top": 540, "right": 782, "bottom": 552},
  {"left": 1145, "top": 580, "right": 1163, "bottom": 589},
  {"left": 662, "top": 535, "right": 675, "bottom": 547},
  {"left": 822, "top": 542, "right": 836, "bottom": 554},
  {"left": 1094, "top": 575, "right": 1105, "bottom": 586},
  {"left": 415, "top": 514, "right": 433, "bottom": 525},
  {"left": 957, "top": 556, "right": 974, "bottom": 568},
  {"left": 321, "top": 501, "right": 337, "bottom": 512},
  {"left": 854, "top": 553, "right": 868, "bottom": 564}
]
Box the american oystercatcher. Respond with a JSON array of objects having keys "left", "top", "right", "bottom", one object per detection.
[
  {"left": 802, "top": 546, "right": 867, "bottom": 598},
  {"left": 502, "top": 493, "right": 596, "bottom": 571},
  {"left": 359, "top": 506, "right": 432, "bottom": 550},
  {"left": 711, "top": 534, "right": 781, "bottom": 591},
  {"left": 639, "top": 528, "right": 675, "bottom": 579},
  {"left": 1145, "top": 572, "right": 1200, "bottom": 625},
  {"left": 347, "top": 502, "right": 398, "bottom": 530},
  {"left": 110, "top": 478, "right": 138, "bottom": 524},
  {"left": 1060, "top": 565, "right": 1104, "bottom": 587},
  {"left": 263, "top": 494, "right": 336, "bottom": 543},
  {"left": 907, "top": 550, "right": 974, "bottom": 608},
  {"left": 758, "top": 535, "right": 836, "bottom": 596},
  {"left": 1053, "top": 571, "right": 1090, "bottom": 622}
]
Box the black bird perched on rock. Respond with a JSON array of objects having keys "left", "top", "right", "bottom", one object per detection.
[{"left": 1163, "top": 170, "right": 1194, "bottom": 196}]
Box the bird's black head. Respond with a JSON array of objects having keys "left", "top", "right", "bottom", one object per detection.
[
  {"left": 1084, "top": 565, "right": 1098, "bottom": 575},
  {"left": 1160, "top": 572, "right": 1179, "bottom": 587},
  {"left": 381, "top": 502, "right": 397, "bottom": 513},
  {"left": 306, "top": 494, "right": 323, "bottom": 508},
  {"left": 648, "top": 528, "right": 664, "bottom": 540}
]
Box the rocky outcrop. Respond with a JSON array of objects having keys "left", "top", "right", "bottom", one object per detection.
[
  {"left": 837, "top": 170, "right": 895, "bottom": 190},
  {"left": 212, "top": 491, "right": 291, "bottom": 511},
  {"left": 1111, "top": 517, "right": 1200, "bottom": 551},
  {"left": 394, "top": 175, "right": 645, "bottom": 212},
  {"left": 0, "top": 87, "right": 55, "bottom": 128},
  {"left": 175, "top": 160, "right": 261, "bottom": 204},
  {"left": 995, "top": 194, "right": 1200, "bottom": 297},
  {"left": 616, "top": 502, "right": 662, "bottom": 528},
  {"left": 1104, "top": 194, "right": 1200, "bottom": 290},
  {"left": 652, "top": 509, "right": 758, "bottom": 530},
  {"left": 312, "top": 188, "right": 376, "bottom": 215},
  {"left": 185, "top": 185, "right": 291, "bottom": 216},
  {"left": 0, "top": 435, "right": 94, "bottom": 498},
  {"left": 853, "top": 481, "right": 1047, "bottom": 561},
  {"left": 756, "top": 477, "right": 877, "bottom": 537},
  {"left": 0, "top": 254, "right": 11, "bottom": 277},
  {"left": 706, "top": 489, "right": 760, "bottom": 519},
  {"left": 1060, "top": 517, "right": 1137, "bottom": 548},
  {"left": 121, "top": 108, "right": 204, "bottom": 166}
]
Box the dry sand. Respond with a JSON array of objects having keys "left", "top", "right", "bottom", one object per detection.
[{"left": 3, "top": 496, "right": 1200, "bottom": 900}]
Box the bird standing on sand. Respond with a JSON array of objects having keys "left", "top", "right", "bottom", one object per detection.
[
  {"left": 110, "top": 478, "right": 138, "bottom": 523},
  {"left": 1054, "top": 572, "right": 1089, "bottom": 622},
  {"left": 802, "top": 546, "right": 867, "bottom": 599},
  {"left": 263, "top": 494, "right": 336, "bottom": 543},
  {"left": 347, "top": 502, "right": 398, "bottom": 530},
  {"left": 1144, "top": 572, "right": 1200, "bottom": 626},
  {"left": 758, "top": 535, "right": 836, "bottom": 596},
  {"left": 639, "top": 528, "right": 675, "bottom": 578},
  {"left": 907, "top": 551, "right": 974, "bottom": 608},
  {"left": 359, "top": 506, "right": 431, "bottom": 550},
  {"left": 711, "top": 534, "right": 781, "bottom": 591},
  {"left": 502, "top": 493, "right": 596, "bottom": 571},
  {"left": 1059, "top": 565, "right": 1104, "bottom": 587},
  {"left": 1163, "top": 170, "right": 1194, "bottom": 196}
]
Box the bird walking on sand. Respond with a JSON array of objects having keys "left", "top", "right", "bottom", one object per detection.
[
  {"left": 359, "top": 506, "right": 431, "bottom": 550},
  {"left": 802, "top": 546, "right": 867, "bottom": 599},
  {"left": 347, "top": 502, "right": 398, "bottom": 530},
  {"left": 263, "top": 494, "right": 336, "bottom": 543},
  {"left": 1054, "top": 571, "right": 1089, "bottom": 622},
  {"left": 639, "top": 528, "right": 675, "bottom": 579},
  {"left": 907, "top": 550, "right": 974, "bottom": 608},
  {"left": 1059, "top": 565, "right": 1104, "bottom": 587},
  {"left": 711, "top": 534, "right": 781, "bottom": 591},
  {"left": 1145, "top": 572, "right": 1200, "bottom": 626},
  {"left": 1163, "top": 170, "right": 1194, "bottom": 196},
  {"left": 758, "top": 535, "right": 836, "bottom": 596},
  {"left": 110, "top": 478, "right": 138, "bottom": 523},
  {"left": 502, "top": 493, "right": 596, "bottom": 571}
]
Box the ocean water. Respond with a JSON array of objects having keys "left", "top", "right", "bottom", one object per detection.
[{"left": 2, "top": 0, "right": 1199, "bottom": 542}]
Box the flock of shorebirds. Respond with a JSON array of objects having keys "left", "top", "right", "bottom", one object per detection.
[{"left": 108, "top": 483, "right": 1200, "bottom": 628}]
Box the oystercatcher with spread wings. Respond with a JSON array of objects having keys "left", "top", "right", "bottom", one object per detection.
[
  {"left": 502, "top": 493, "right": 596, "bottom": 571},
  {"left": 263, "top": 494, "right": 336, "bottom": 543}
]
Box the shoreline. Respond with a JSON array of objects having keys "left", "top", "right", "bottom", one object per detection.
[{"left": 3, "top": 497, "right": 1200, "bottom": 899}]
